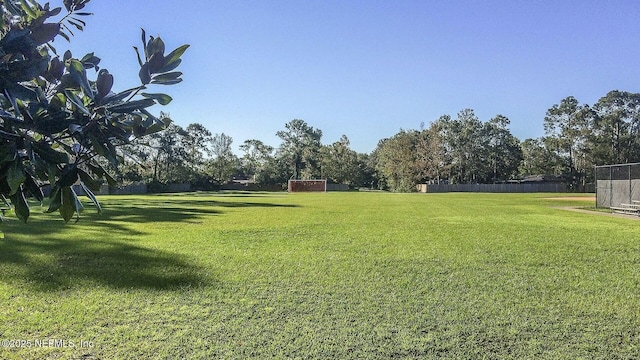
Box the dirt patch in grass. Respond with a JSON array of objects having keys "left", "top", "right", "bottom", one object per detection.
[
  {"left": 546, "top": 196, "right": 640, "bottom": 219},
  {"left": 556, "top": 206, "right": 640, "bottom": 220}
]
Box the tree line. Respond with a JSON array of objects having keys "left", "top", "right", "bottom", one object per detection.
[
  {"left": 113, "top": 118, "right": 374, "bottom": 190},
  {"left": 112, "top": 89, "right": 640, "bottom": 192}
]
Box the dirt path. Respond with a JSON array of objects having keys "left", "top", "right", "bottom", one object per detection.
[{"left": 555, "top": 206, "right": 640, "bottom": 220}]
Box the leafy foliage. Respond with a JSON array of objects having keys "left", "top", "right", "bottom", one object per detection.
[
  {"left": 320, "top": 135, "right": 362, "bottom": 186},
  {"left": 373, "top": 111, "right": 523, "bottom": 192},
  {"left": 276, "top": 119, "right": 323, "bottom": 180},
  {"left": 207, "top": 132, "right": 238, "bottom": 184},
  {"left": 0, "top": 0, "right": 188, "bottom": 228},
  {"left": 543, "top": 96, "right": 592, "bottom": 188},
  {"left": 374, "top": 130, "right": 420, "bottom": 192},
  {"left": 591, "top": 91, "right": 640, "bottom": 165},
  {"left": 239, "top": 139, "right": 274, "bottom": 182}
]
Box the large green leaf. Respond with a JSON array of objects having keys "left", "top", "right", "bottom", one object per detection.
[
  {"left": 48, "top": 92, "right": 67, "bottom": 110},
  {"left": 158, "top": 58, "right": 181, "bottom": 74},
  {"left": 147, "top": 52, "right": 165, "bottom": 74},
  {"left": 159, "top": 44, "right": 189, "bottom": 73},
  {"left": 146, "top": 36, "right": 165, "bottom": 59},
  {"left": 85, "top": 163, "right": 116, "bottom": 187},
  {"left": 100, "top": 86, "right": 145, "bottom": 105},
  {"left": 32, "top": 142, "right": 69, "bottom": 164},
  {"left": 30, "top": 23, "right": 61, "bottom": 45},
  {"left": 45, "top": 163, "right": 59, "bottom": 188},
  {"left": 107, "top": 98, "right": 155, "bottom": 113},
  {"left": 10, "top": 190, "right": 29, "bottom": 223},
  {"left": 64, "top": 89, "right": 91, "bottom": 115},
  {"left": 140, "top": 109, "right": 171, "bottom": 134},
  {"left": 46, "top": 185, "right": 62, "bottom": 213},
  {"left": 80, "top": 182, "right": 102, "bottom": 214},
  {"left": 71, "top": 187, "right": 84, "bottom": 222},
  {"left": 104, "top": 171, "right": 117, "bottom": 188},
  {"left": 138, "top": 62, "right": 151, "bottom": 84},
  {"left": 59, "top": 164, "right": 78, "bottom": 187},
  {"left": 5, "top": 57, "right": 49, "bottom": 82},
  {"left": 68, "top": 59, "right": 94, "bottom": 99},
  {"left": 59, "top": 186, "right": 77, "bottom": 223},
  {"left": 141, "top": 92, "right": 172, "bottom": 105},
  {"left": 150, "top": 78, "right": 182, "bottom": 86},
  {"left": 78, "top": 168, "right": 100, "bottom": 192},
  {"left": 150, "top": 71, "right": 182, "bottom": 85},
  {"left": 86, "top": 135, "right": 118, "bottom": 166},
  {"left": 96, "top": 69, "right": 113, "bottom": 100},
  {"left": 6, "top": 161, "right": 26, "bottom": 195},
  {"left": 23, "top": 172, "right": 44, "bottom": 202},
  {"left": 49, "top": 7, "right": 62, "bottom": 17}
]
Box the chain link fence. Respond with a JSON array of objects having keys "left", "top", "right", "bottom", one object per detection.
[{"left": 595, "top": 163, "right": 640, "bottom": 208}]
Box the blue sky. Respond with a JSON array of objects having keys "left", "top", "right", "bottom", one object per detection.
[{"left": 64, "top": 0, "right": 640, "bottom": 154}]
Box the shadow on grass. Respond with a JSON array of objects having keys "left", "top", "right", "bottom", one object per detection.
[
  {"left": 0, "top": 236, "right": 213, "bottom": 292},
  {"left": 154, "top": 190, "right": 287, "bottom": 198},
  {"left": 0, "top": 195, "right": 299, "bottom": 291},
  {"left": 87, "top": 197, "right": 299, "bottom": 226},
  {"left": 100, "top": 194, "right": 298, "bottom": 205},
  {"left": 150, "top": 199, "right": 300, "bottom": 209},
  {"left": 7, "top": 197, "right": 299, "bottom": 236},
  {"left": 95, "top": 203, "right": 224, "bottom": 225},
  {"left": 0, "top": 205, "right": 221, "bottom": 238}
]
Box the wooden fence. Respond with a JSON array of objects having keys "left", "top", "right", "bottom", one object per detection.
[{"left": 417, "top": 183, "right": 567, "bottom": 193}]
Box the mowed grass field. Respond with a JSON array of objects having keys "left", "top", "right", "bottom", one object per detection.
[{"left": 0, "top": 191, "right": 639, "bottom": 359}]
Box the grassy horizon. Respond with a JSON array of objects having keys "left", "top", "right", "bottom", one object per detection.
[{"left": 1, "top": 192, "right": 638, "bottom": 359}]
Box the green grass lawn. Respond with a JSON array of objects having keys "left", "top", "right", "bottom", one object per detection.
[{"left": 0, "top": 191, "right": 638, "bottom": 359}]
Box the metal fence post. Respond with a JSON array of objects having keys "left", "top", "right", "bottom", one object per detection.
[
  {"left": 629, "top": 164, "right": 632, "bottom": 204},
  {"left": 610, "top": 166, "right": 613, "bottom": 208}
]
